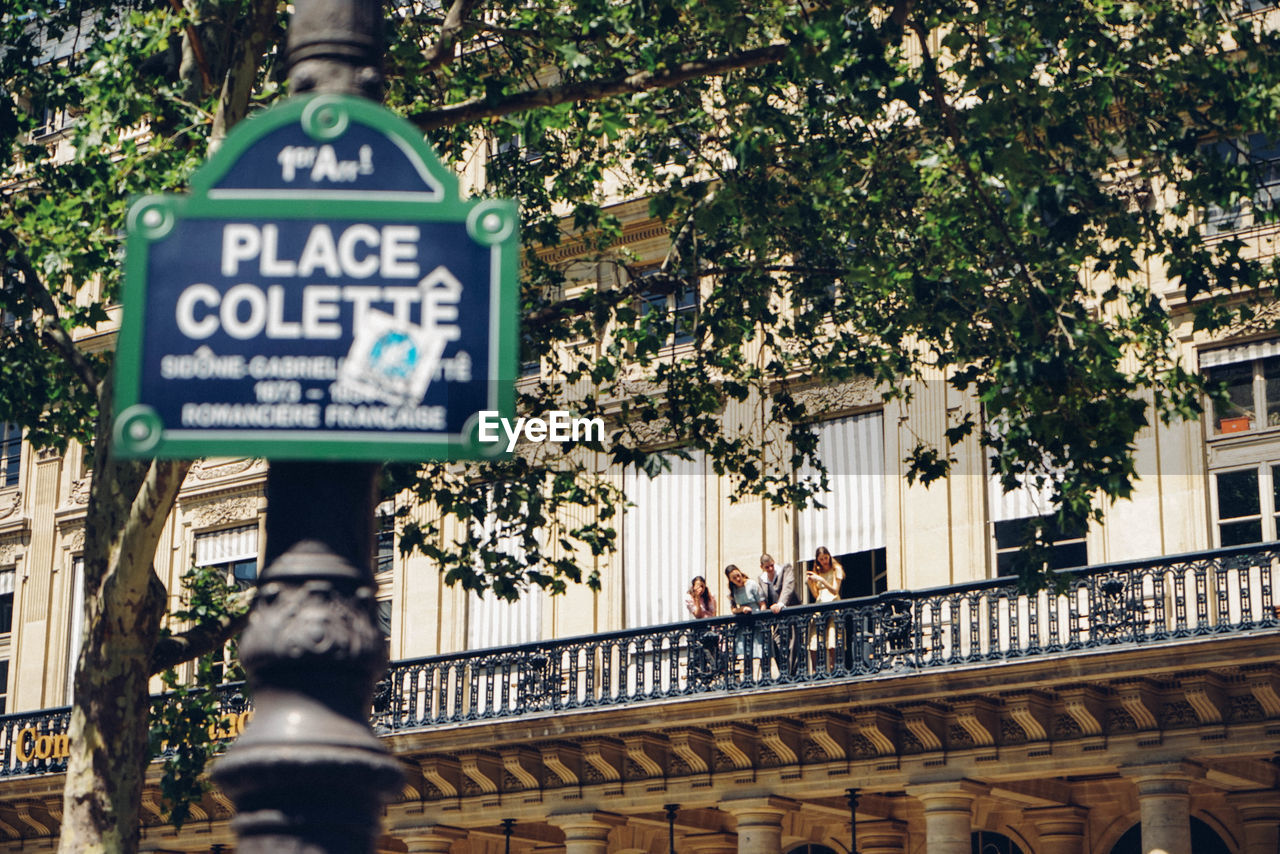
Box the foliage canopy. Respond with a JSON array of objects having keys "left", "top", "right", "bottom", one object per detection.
[
  {"left": 3, "top": 1, "right": 1280, "bottom": 590},
  {"left": 5, "top": 1, "right": 1280, "bottom": 850}
]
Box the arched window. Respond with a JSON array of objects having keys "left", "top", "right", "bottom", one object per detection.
[
  {"left": 972, "top": 831, "right": 1025, "bottom": 854},
  {"left": 785, "top": 845, "right": 841, "bottom": 854},
  {"left": 1108, "top": 817, "right": 1230, "bottom": 854}
]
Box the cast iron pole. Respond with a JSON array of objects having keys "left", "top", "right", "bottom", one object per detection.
[{"left": 210, "top": 2, "right": 403, "bottom": 852}]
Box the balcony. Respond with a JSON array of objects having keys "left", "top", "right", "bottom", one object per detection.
[{"left": 0, "top": 543, "right": 1276, "bottom": 783}]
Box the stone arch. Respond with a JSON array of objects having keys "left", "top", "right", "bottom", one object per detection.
[
  {"left": 1104, "top": 816, "right": 1234, "bottom": 854},
  {"left": 783, "top": 844, "right": 843, "bottom": 854},
  {"left": 971, "top": 830, "right": 1026, "bottom": 854}
]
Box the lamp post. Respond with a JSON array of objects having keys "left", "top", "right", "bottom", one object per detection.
[
  {"left": 665, "top": 804, "right": 679, "bottom": 854},
  {"left": 503, "top": 817, "right": 516, "bottom": 854},
  {"left": 209, "top": 2, "right": 403, "bottom": 852},
  {"left": 846, "top": 788, "right": 860, "bottom": 854}
]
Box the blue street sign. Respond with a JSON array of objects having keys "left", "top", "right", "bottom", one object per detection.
[{"left": 114, "top": 95, "right": 518, "bottom": 461}]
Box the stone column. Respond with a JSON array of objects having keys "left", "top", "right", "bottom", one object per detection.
[
  {"left": 387, "top": 823, "right": 467, "bottom": 854},
  {"left": 1125, "top": 766, "right": 1194, "bottom": 854},
  {"left": 1026, "top": 806, "right": 1087, "bottom": 854},
  {"left": 685, "top": 832, "right": 739, "bottom": 854},
  {"left": 906, "top": 782, "right": 982, "bottom": 854},
  {"left": 858, "top": 819, "right": 908, "bottom": 854},
  {"left": 723, "top": 796, "right": 793, "bottom": 854},
  {"left": 1227, "top": 791, "right": 1280, "bottom": 854},
  {"left": 548, "top": 812, "right": 626, "bottom": 854}
]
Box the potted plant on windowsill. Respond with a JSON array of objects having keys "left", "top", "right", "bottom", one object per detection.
[{"left": 1219, "top": 415, "right": 1253, "bottom": 434}]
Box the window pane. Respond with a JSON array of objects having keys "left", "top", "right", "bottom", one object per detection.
[
  {"left": 1220, "top": 519, "right": 1263, "bottom": 547},
  {"left": 1216, "top": 469, "right": 1260, "bottom": 520},
  {"left": 1047, "top": 541, "right": 1088, "bottom": 570},
  {"left": 1206, "top": 363, "right": 1255, "bottom": 433},
  {"left": 1264, "top": 358, "right": 1280, "bottom": 428},
  {"left": 1, "top": 423, "right": 20, "bottom": 488},
  {"left": 994, "top": 517, "right": 1036, "bottom": 550}
]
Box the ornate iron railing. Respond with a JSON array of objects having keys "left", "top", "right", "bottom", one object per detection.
[
  {"left": 0, "top": 544, "right": 1275, "bottom": 778},
  {"left": 0, "top": 683, "right": 250, "bottom": 779},
  {"left": 371, "top": 543, "right": 1280, "bottom": 730}
]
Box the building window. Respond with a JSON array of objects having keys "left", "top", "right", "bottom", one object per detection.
[
  {"left": 0, "top": 568, "right": 14, "bottom": 635},
  {"left": 0, "top": 423, "right": 21, "bottom": 488},
  {"left": 796, "top": 412, "right": 887, "bottom": 598},
  {"left": 1202, "top": 133, "right": 1280, "bottom": 235},
  {"left": 377, "top": 599, "right": 392, "bottom": 657},
  {"left": 374, "top": 504, "right": 395, "bottom": 577},
  {"left": 1209, "top": 463, "right": 1280, "bottom": 546},
  {"left": 1201, "top": 341, "right": 1280, "bottom": 435},
  {"left": 636, "top": 268, "right": 698, "bottom": 348},
  {"left": 490, "top": 131, "right": 544, "bottom": 166},
  {"left": 623, "top": 451, "right": 706, "bottom": 626},
  {"left": 195, "top": 524, "right": 259, "bottom": 590},
  {"left": 988, "top": 463, "right": 1087, "bottom": 575},
  {"left": 993, "top": 514, "right": 1088, "bottom": 575},
  {"left": 0, "top": 660, "right": 9, "bottom": 714},
  {"left": 194, "top": 525, "right": 259, "bottom": 682},
  {"left": 971, "top": 831, "right": 1025, "bottom": 854}
]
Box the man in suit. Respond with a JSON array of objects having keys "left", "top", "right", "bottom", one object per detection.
[{"left": 758, "top": 553, "right": 800, "bottom": 677}]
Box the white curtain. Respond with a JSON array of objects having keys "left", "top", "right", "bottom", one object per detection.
[
  {"left": 797, "top": 412, "right": 886, "bottom": 558},
  {"left": 466, "top": 488, "right": 544, "bottom": 649},
  {"left": 623, "top": 451, "right": 706, "bottom": 627}
]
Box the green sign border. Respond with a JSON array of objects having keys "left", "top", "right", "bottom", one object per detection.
[{"left": 114, "top": 95, "right": 517, "bottom": 462}]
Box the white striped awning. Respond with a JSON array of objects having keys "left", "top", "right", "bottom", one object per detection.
[
  {"left": 988, "top": 470, "right": 1058, "bottom": 523},
  {"left": 623, "top": 450, "right": 706, "bottom": 627},
  {"left": 1199, "top": 339, "right": 1280, "bottom": 369},
  {"left": 194, "top": 524, "right": 259, "bottom": 567},
  {"left": 466, "top": 487, "right": 545, "bottom": 649},
  {"left": 0, "top": 569, "right": 13, "bottom": 596},
  {"left": 797, "top": 412, "right": 886, "bottom": 558}
]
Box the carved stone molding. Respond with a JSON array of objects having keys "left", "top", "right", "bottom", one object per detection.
[
  {"left": 789, "top": 379, "right": 880, "bottom": 418},
  {"left": 0, "top": 534, "right": 24, "bottom": 567},
  {"left": 189, "top": 457, "right": 265, "bottom": 482},
  {"left": 420, "top": 757, "right": 462, "bottom": 799},
  {"left": 58, "top": 522, "right": 84, "bottom": 554},
  {"left": 183, "top": 492, "right": 262, "bottom": 530},
  {"left": 0, "top": 491, "right": 21, "bottom": 523},
  {"left": 66, "top": 477, "right": 90, "bottom": 507},
  {"left": 541, "top": 743, "right": 582, "bottom": 787}
]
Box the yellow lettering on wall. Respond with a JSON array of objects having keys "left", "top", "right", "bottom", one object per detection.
[{"left": 14, "top": 727, "right": 34, "bottom": 764}]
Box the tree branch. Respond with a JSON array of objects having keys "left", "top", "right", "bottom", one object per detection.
[
  {"left": 0, "top": 227, "right": 103, "bottom": 391},
  {"left": 420, "top": 0, "right": 483, "bottom": 74},
  {"left": 407, "top": 42, "right": 792, "bottom": 132},
  {"left": 150, "top": 588, "right": 254, "bottom": 675},
  {"left": 167, "top": 0, "right": 214, "bottom": 93}
]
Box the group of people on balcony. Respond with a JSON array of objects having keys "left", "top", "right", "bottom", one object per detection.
[{"left": 683, "top": 546, "right": 846, "bottom": 674}]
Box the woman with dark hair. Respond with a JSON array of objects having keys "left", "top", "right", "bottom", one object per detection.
[
  {"left": 806, "top": 546, "right": 844, "bottom": 671},
  {"left": 685, "top": 575, "right": 717, "bottom": 618},
  {"left": 725, "top": 564, "right": 765, "bottom": 675},
  {"left": 725, "top": 565, "right": 763, "bottom": 615}
]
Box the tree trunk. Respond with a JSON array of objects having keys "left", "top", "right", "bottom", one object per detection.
[
  {"left": 58, "top": 379, "right": 189, "bottom": 854},
  {"left": 55, "top": 4, "right": 275, "bottom": 847}
]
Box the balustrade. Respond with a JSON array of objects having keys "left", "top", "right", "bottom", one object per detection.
[{"left": 0, "top": 544, "right": 1274, "bottom": 780}]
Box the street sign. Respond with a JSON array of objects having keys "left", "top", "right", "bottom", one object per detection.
[{"left": 114, "top": 95, "right": 518, "bottom": 461}]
